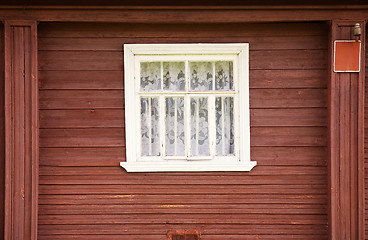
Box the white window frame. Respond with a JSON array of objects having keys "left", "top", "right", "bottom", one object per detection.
[{"left": 121, "top": 43, "right": 256, "bottom": 172}]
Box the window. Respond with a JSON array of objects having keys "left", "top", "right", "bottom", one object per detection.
[{"left": 121, "top": 44, "right": 256, "bottom": 172}]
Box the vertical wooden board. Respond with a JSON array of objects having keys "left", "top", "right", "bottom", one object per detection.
[
  {"left": 0, "top": 22, "right": 4, "bottom": 240},
  {"left": 12, "top": 26, "right": 26, "bottom": 240},
  {"left": 4, "top": 21, "right": 39, "bottom": 240},
  {"left": 362, "top": 23, "right": 368, "bottom": 239},
  {"left": 330, "top": 22, "right": 365, "bottom": 240}
]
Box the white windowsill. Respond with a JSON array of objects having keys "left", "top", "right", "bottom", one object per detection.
[{"left": 120, "top": 161, "right": 257, "bottom": 172}]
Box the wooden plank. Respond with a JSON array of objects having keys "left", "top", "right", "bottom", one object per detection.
[
  {"left": 39, "top": 147, "right": 125, "bottom": 166},
  {"left": 39, "top": 89, "right": 324, "bottom": 109},
  {"left": 38, "top": 146, "right": 326, "bottom": 166},
  {"left": 39, "top": 128, "right": 124, "bottom": 147},
  {"left": 39, "top": 90, "right": 124, "bottom": 109},
  {"left": 38, "top": 203, "right": 326, "bottom": 215},
  {"left": 250, "top": 70, "right": 327, "bottom": 89},
  {"left": 38, "top": 51, "right": 123, "bottom": 71},
  {"left": 0, "top": 22, "right": 5, "bottom": 240},
  {"left": 37, "top": 213, "right": 327, "bottom": 225},
  {"left": 250, "top": 50, "right": 327, "bottom": 70},
  {"left": 38, "top": 50, "right": 327, "bottom": 71},
  {"left": 202, "top": 235, "right": 327, "bottom": 240},
  {"left": 39, "top": 166, "right": 327, "bottom": 176},
  {"left": 250, "top": 127, "right": 327, "bottom": 147},
  {"left": 39, "top": 70, "right": 124, "bottom": 90},
  {"left": 37, "top": 236, "right": 164, "bottom": 240},
  {"left": 40, "top": 109, "right": 125, "bottom": 128},
  {"left": 250, "top": 89, "right": 327, "bottom": 108},
  {"left": 38, "top": 174, "right": 327, "bottom": 185},
  {"left": 38, "top": 22, "right": 328, "bottom": 38},
  {"left": 38, "top": 194, "right": 328, "bottom": 205},
  {"left": 0, "top": 8, "right": 360, "bottom": 23},
  {"left": 36, "top": 234, "right": 328, "bottom": 240},
  {"left": 328, "top": 21, "right": 365, "bottom": 240},
  {"left": 38, "top": 69, "right": 326, "bottom": 90},
  {"left": 39, "top": 108, "right": 326, "bottom": 128},
  {"left": 38, "top": 35, "right": 328, "bottom": 51},
  {"left": 4, "top": 21, "right": 39, "bottom": 240},
  {"left": 251, "top": 146, "right": 327, "bottom": 166},
  {"left": 250, "top": 108, "right": 327, "bottom": 127},
  {"left": 13, "top": 26, "right": 26, "bottom": 240},
  {"left": 37, "top": 223, "right": 328, "bottom": 235},
  {"left": 39, "top": 127, "right": 325, "bottom": 148},
  {"left": 38, "top": 184, "right": 327, "bottom": 195}
]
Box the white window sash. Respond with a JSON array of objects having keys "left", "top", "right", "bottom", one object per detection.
[{"left": 122, "top": 43, "right": 256, "bottom": 172}]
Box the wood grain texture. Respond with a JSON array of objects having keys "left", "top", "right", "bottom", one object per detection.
[
  {"left": 38, "top": 193, "right": 328, "bottom": 205},
  {"left": 35, "top": 235, "right": 328, "bottom": 240},
  {"left": 38, "top": 89, "right": 324, "bottom": 109},
  {"left": 38, "top": 35, "right": 328, "bottom": 51},
  {"left": 364, "top": 25, "right": 368, "bottom": 240},
  {"left": 4, "top": 21, "right": 39, "bottom": 240},
  {"left": 38, "top": 166, "right": 327, "bottom": 176},
  {"left": 329, "top": 21, "right": 365, "bottom": 240},
  {"left": 37, "top": 223, "right": 328, "bottom": 235},
  {"left": 1, "top": 8, "right": 365, "bottom": 23},
  {"left": 38, "top": 147, "right": 325, "bottom": 167},
  {"left": 38, "top": 50, "right": 327, "bottom": 71},
  {"left": 38, "top": 22, "right": 328, "bottom": 239},
  {"left": 0, "top": 22, "right": 4, "bottom": 240},
  {"left": 39, "top": 70, "right": 326, "bottom": 90},
  {"left": 38, "top": 22, "right": 328, "bottom": 38}
]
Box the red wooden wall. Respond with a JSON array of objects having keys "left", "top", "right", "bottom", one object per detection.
[
  {"left": 37, "top": 22, "right": 328, "bottom": 239},
  {"left": 365, "top": 25, "right": 368, "bottom": 240},
  {"left": 0, "top": 22, "right": 4, "bottom": 239}
]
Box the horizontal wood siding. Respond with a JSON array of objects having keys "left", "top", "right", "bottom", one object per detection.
[{"left": 38, "top": 22, "right": 328, "bottom": 239}]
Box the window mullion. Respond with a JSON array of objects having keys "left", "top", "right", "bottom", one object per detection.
[
  {"left": 185, "top": 95, "right": 190, "bottom": 158},
  {"left": 212, "top": 61, "right": 216, "bottom": 91},
  {"left": 159, "top": 95, "right": 165, "bottom": 160},
  {"left": 195, "top": 97, "right": 199, "bottom": 156},
  {"left": 148, "top": 97, "right": 152, "bottom": 156},
  {"left": 174, "top": 97, "right": 178, "bottom": 156},
  {"left": 209, "top": 95, "right": 216, "bottom": 158},
  {"left": 160, "top": 61, "right": 164, "bottom": 91},
  {"left": 221, "top": 96, "right": 225, "bottom": 155},
  {"left": 185, "top": 60, "right": 190, "bottom": 159},
  {"left": 159, "top": 62, "right": 165, "bottom": 160}
]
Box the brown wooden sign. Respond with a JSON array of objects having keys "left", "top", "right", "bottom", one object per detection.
[
  {"left": 334, "top": 40, "right": 361, "bottom": 72},
  {"left": 167, "top": 230, "right": 200, "bottom": 240}
]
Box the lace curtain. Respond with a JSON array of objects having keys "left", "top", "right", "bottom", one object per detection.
[{"left": 140, "top": 61, "right": 234, "bottom": 157}]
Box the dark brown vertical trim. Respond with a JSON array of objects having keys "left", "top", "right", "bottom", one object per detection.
[
  {"left": 4, "top": 20, "right": 38, "bottom": 240},
  {"left": 0, "top": 22, "right": 5, "bottom": 240},
  {"left": 329, "top": 20, "right": 365, "bottom": 240}
]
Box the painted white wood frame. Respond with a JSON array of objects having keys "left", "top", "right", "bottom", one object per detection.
[{"left": 121, "top": 44, "right": 256, "bottom": 172}]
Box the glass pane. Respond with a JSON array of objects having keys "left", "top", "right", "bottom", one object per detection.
[
  {"left": 190, "top": 62, "right": 213, "bottom": 91},
  {"left": 140, "top": 62, "right": 161, "bottom": 91},
  {"left": 215, "top": 61, "right": 233, "bottom": 90},
  {"left": 141, "top": 97, "right": 160, "bottom": 156},
  {"left": 165, "top": 97, "right": 185, "bottom": 156},
  {"left": 216, "top": 96, "right": 234, "bottom": 155},
  {"left": 191, "top": 97, "right": 209, "bottom": 156},
  {"left": 163, "top": 62, "right": 185, "bottom": 91}
]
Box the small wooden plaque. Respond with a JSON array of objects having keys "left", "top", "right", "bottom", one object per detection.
[
  {"left": 167, "top": 230, "right": 200, "bottom": 240},
  {"left": 334, "top": 40, "right": 361, "bottom": 72}
]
